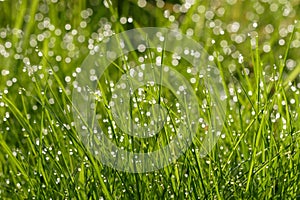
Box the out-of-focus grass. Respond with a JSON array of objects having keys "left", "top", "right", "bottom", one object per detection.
[{"left": 0, "top": 0, "right": 300, "bottom": 199}]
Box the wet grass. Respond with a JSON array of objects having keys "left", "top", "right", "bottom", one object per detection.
[{"left": 0, "top": 0, "right": 300, "bottom": 199}]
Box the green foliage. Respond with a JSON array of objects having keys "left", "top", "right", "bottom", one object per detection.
[{"left": 0, "top": 0, "right": 300, "bottom": 199}]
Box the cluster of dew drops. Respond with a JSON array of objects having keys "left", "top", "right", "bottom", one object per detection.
[{"left": 0, "top": 0, "right": 299, "bottom": 196}]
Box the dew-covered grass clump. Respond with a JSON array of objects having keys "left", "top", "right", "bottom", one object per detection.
[{"left": 0, "top": 0, "right": 300, "bottom": 199}]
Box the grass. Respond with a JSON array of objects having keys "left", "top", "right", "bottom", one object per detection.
[{"left": 0, "top": 0, "right": 300, "bottom": 199}]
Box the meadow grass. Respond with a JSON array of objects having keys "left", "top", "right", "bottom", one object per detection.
[{"left": 0, "top": 0, "right": 300, "bottom": 199}]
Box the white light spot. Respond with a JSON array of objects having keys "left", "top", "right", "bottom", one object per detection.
[
  {"left": 49, "top": 98, "right": 55, "bottom": 105},
  {"left": 190, "top": 78, "right": 196, "bottom": 84},
  {"left": 137, "top": 0, "right": 147, "bottom": 8},
  {"left": 137, "top": 44, "right": 146, "bottom": 52},
  {"left": 65, "top": 76, "right": 71, "bottom": 83},
  {"left": 290, "top": 99, "right": 295, "bottom": 104},
  {"left": 120, "top": 17, "right": 127, "bottom": 24},
  {"left": 127, "top": 17, "right": 133, "bottom": 23},
  {"left": 65, "top": 24, "right": 71, "bottom": 31},
  {"left": 263, "top": 44, "right": 271, "bottom": 53}
]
